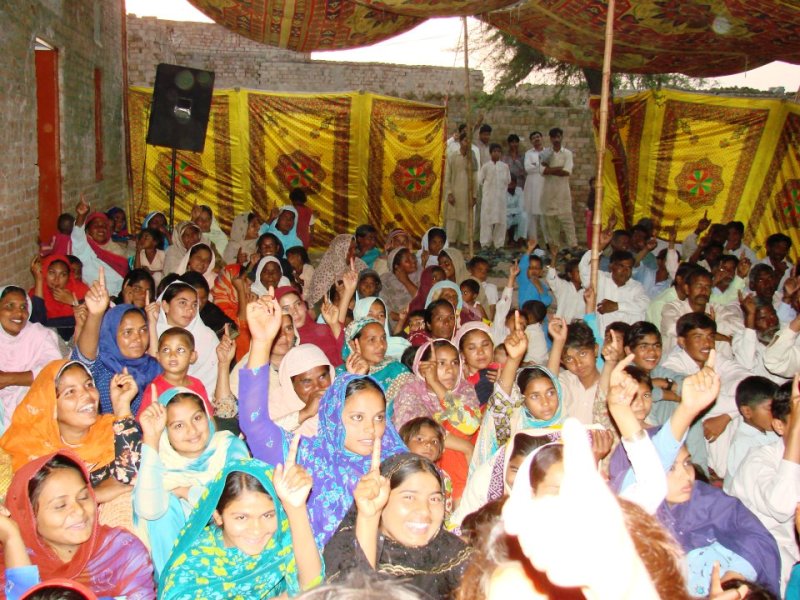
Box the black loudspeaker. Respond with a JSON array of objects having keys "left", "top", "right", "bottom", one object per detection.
[{"left": 146, "top": 64, "right": 215, "bottom": 152}]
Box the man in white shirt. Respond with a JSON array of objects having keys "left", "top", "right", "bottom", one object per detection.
[
  {"left": 725, "top": 220, "right": 758, "bottom": 264},
  {"left": 523, "top": 131, "right": 545, "bottom": 241},
  {"left": 540, "top": 127, "right": 577, "bottom": 248},
  {"left": 732, "top": 296, "right": 785, "bottom": 384},
  {"left": 578, "top": 249, "right": 650, "bottom": 333},
  {"left": 730, "top": 383, "right": 800, "bottom": 595}
]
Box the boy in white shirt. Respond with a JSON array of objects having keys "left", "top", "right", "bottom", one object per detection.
[
  {"left": 730, "top": 380, "right": 800, "bottom": 595},
  {"left": 478, "top": 143, "right": 511, "bottom": 249}
]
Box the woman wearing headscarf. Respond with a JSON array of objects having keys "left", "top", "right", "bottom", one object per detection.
[
  {"left": 417, "top": 227, "right": 449, "bottom": 269},
  {"left": 0, "top": 450, "right": 155, "bottom": 599},
  {"left": 453, "top": 321, "right": 499, "bottom": 409},
  {"left": 163, "top": 221, "right": 201, "bottom": 277},
  {"left": 392, "top": 339, "right": 480, "bottom": 499},
  {"left": 141, "top": 211, "right": 169, "bottom": 249},
  {"left": 324, "top": 453, "right": 470, "bottom": 599},
  {"left": 306, "top": 234, "right": 367, "bottom": 307},
  {"left": 269, "top": 344, "right": 335, "bottom": 437},
  {"left": 373, "top": 228, "right": 411, "bottom": 276},
  {"left": 0, "top": 361, "right": 141, "bottom": 490},
  {"left": 71, "top": 199, "right": 129, "bottom": 296},
  {"left": 133, "top": 387, "right": 249, "bottom": 576},
  {"left": 251, "top": 256, "right": 292, "bottom": 296},
  {"left": 175, "top": 242, "right": 217, "bottom": 294},
  {"left": 222, "top": 212, "right": 262, "bottom": 266},
  {"left": 0, "top": 286, "right": 62, "bottom": 431},
  {"left": 29, "top": 254, "right": 89, "bottom": 341},
  {"left": 71, "top": 278, "right": 160, "bottom": 414},
  {"left": 408, "top": 265, "right": 445, "bottom": 314},
  {"left": 352, "top": 296, "right": 410, "bottom": 361},
  {"left": 239, "top": 297, "right": 407, "bottom": 547},
  {"left": 259, "top": 205, "right": 304, "bottom": 252},
  {"left": 159, "top": 458, "right": 322, "bottom": 599},
  {"left": 452, "top": 428, "right": 560, "bottom": 527},
  {"left": 380, "top": 247, "right": 420, "bottom": 327},
  {"left": 438, "top": 248, "right": 469, "bottom": 286},
  {"left": 338, "top": 318, "right": 414, "bottom": 416}
]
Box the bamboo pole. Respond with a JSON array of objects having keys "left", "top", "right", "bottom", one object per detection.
[
  {"left": 590, "top": 0, "right": 616, "bottom": 294},
  {"left": 462, "top": 16, "right": 475, "bottom": 258}
]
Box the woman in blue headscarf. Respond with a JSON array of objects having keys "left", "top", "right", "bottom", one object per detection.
[
  {"left": 72, "top": 301, "right": 161, "bottom": 415},
  {"left": 259, "top": 205, "right": 304, "bottom": 251},
  {"left": 238, "top": 295, "right": 407, "bottom": 547},
  {"left": 159, "top": 457, "right": 323, "bottom": 599},
  {"left": 133, "top": 387, "right": 249, "bottom": 577}
]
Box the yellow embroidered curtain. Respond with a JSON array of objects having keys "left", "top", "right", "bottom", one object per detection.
[
  {"left": 128, "top": 88, "right": 446, "bottom": 248},
  {"left": 597, "top": 89, "right": 800, "bottom": 259}
]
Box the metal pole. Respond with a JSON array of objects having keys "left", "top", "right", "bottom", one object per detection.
[
  {"left": 462, "top": 16, "right": 475, "bottom": 258},
  {"left": 168, "top": 147, "right": 177, "bottom": 230},
  {"left": 590, "top": 0, "right": 616, "bottom": 294}
]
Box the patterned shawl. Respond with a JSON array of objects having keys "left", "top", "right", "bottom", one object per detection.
[
  {"left": 306, "top": 234, "right": 367, "bottom": 306},
  {"left": 159, "top": 458, "right": 303, "bottom": 599}
]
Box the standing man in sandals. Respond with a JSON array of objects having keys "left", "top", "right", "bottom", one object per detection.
[{"left": 540, "top": 127, "right": 578, "bottom": 250}]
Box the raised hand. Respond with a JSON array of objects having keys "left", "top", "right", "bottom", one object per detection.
[
  {"left": 507, "top": 260, "right": 520, "bottom": 284},
  {"left": 84, "top": 267, "right": 110, "bottom": 316},
  {"left": 645, "top": 237, "right": 658, "bottom": 252},
  {"left": 696, "top": 210, "right": 711, "bottom": 234},
  {"left": 320, "top": 295, "right": 339, "bottom": 327},
  {"left": 602, "top": 329, "right": 625, "bottom": 364},
  {"left": 353, "top": 438, "right": 390, "bottom": 520},
  {"left": 109, "top": 367, "right": 138, "bottom": 416},
  {"left": 216, "top": 325, "right": 236, "bottom": 365},
  {"left": 342, "top": 259, "right": 358, "bottom": 294},
  {"left": 547, "top": 315, "right": 568, "bottom": 345},
  {"left": 607, "top": 354, "right": 638, "bottom": 408},
  {"left": 274, "top": 435, "right": 313, "bottom": 509},
  {"left": 738, "top": 291, "right": 756, "bottom": 318},
  {"left": 190, "top": 203, "right": 203, "bottom": 223},
  {"left": 683, "top": 349, "right": 721, "bottom": 417},
  {"left": 527, "top": 239, "right": 538, "bottom": 255},
  {"left": 736, "top": 254, "right": 751, "bottom": 279},
  {"left": 345, "top": 347, "right": 369, "bottom": 375},
  {"left": 144, "top": 290, "right": 160, "bottom": 324},
  {"left": 504, "top": 311, "right": 528, "bottom": 361},
  {"left": 418, "top": 344, "right": 442, "bottom": 388},
  {"left": 590, "top": 429, "right": 614, "bottom": 463},
  {"left": 30, "top": 255, "right": 42, "bottom": 282},
  {"left": 246, "top": 292, "right": 282, "bottom": 342},
  {"left": 75, "top": 194, "right": 90, "bottom": 218},
  {"left": 140, "top": 391, "right": 167, "bottom": 447},
  {"left": 0, "top": 505, "right": 22, "bottom": 546}
]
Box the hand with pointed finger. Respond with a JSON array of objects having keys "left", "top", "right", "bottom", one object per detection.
[
  {"left": 345, "top": 349, "right": 369, "bottom": 375},
  {"left": 144, "top": 290, "right": 160, "bottom": 324},
  {"left": 216, "top": 326, "right": 236, "bottom": 365},
  {"left": 274, "top": 435, "right": 313, "bottom": 509},
  {"left": 601, "top": 329, "right": 625, "bottom": 364},
  {"left": 30, "top": 255, "right": 42, "bottom": 282},
  {"left": 246, "top": 292, "right": 282, "bottom": 342},
  {"left": 353, "top": 439, "right": 389, "bottom": 519},
  {"left": 110, "top": 367, "right": 138, "bottom": 416},
  {"left": 84, "top": 267, "right": 110, "bottom": 316},
  {"left": 76, "top": 194, "right": 90, "bottom": 217},
  {"left": 507, "top": 260, "right": 520, "bottom": 281},
  {"left": 140, "top": 395, "right": 167, "bottom": 447},
  {"left": 607, "top": 354, "right": 639, "bottom": 410}
]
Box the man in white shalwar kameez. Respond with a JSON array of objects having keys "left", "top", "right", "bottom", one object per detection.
[
  {"left": 478, "top": 143, "right": 511, "bottom": 249},
  {"left": 540, "top": 127, "right": 577, "bottom": 248},
  {"left": 523, "top": 130, "right": 545, "bottom": 241},
  {"left": 444, "top": 133, "right": 479, "bottom": 247}
]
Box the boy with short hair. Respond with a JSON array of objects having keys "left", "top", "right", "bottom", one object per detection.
[
  {"left": 730, "top": 380, "right": 800, "bottom": 594},
  {"left": 548, "top": 317, "right": 601, "bottom": 424},
  {"left": 467, "top": 256, "right": 498, "bottom": 308},
  {"left": 137, "top": 327, "right": 207, "bottom": 416},
  {"left": 477, "top": 143, "right": 511, "bottom": 250},
  {"left": 723, "top": 376, "right": 780, "bottom": 491}
]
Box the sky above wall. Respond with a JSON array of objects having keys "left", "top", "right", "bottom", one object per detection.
[{"left": 127, "top": 0, "right": 800, "bottom": 93}]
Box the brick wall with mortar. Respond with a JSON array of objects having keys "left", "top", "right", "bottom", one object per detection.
[
  {"left": 126, "top": 16, "right": 485, "bottom": 96},
  {"left": 0, "top": 1, "right": 127, "bottom": 286}
]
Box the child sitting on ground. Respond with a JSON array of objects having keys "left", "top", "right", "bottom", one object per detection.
[
  {"left": 548, "top": 316, "right": 601, "bottom": 425},
  {"left": 285, "top": 245, "right": 314, "bottom": 293},
  {"left": 460, "top": 278, "right": 487, "bottom": 322},
  {"left": 134, "top": 228, "right": 166, "bottom": 286},
  {"left": 521, "top": 300, "right": 548, "bottom": 365}
]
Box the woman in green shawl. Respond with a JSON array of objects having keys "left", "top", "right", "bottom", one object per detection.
[{"left": 159, "top": 448, "right": 323, "bottom": 599}]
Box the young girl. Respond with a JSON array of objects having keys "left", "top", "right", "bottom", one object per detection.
[
  {"left": 176, "top": 243, "right": 216, "bottom": 292},
  {"left": 286, "top": 245, "right": 314, "bottom": 292},
  {"left": 0, "top": 451, "right": 155, "bottom": 599},
  {"left": 259, "top": 205, "right": 304, "bottom": 252},
  {"left": 160, "top": 455, "right": 322, "bottom": 599},
  {"left": 324, "top": 453, "right": 470, "bottom": 599},
  {"left": 157, "top": 282, "right": 220, "bottom": 402},
  {"left": 471, "top": 320, "right": 565, "bottom": 472},
  {"left": 116, "top": 269, "right": 156, "bottom": 310},
  {"left": 353, "top": 296, "right": 410, "bottom": 361},
  {"left": 238, "top": 295, "right": 406, "bottom": 547},
  {"left": 398, "top": 417, "right": 454, "bottom": 519},
  {"left": 418, "top": 227, "right": 448, "bottom": 269},
  {"left": 29, "top": 254, "right": 89, "bottom": 340},
  {"left": 163, "top": 221, "right": 201, "bottom": 276},
  {"left": 454, "top": 321, "right": 498, "bottom": 410},
  {"left": 222, "top": 212, "right": 262, "bottom": 266},
  {"left": 459, "top": 279, "right": 486, "bottom": 323},
  {"left": 339, "top": 318, "right": 415, "bottom": 418},
  {"left": 392, "top": 340, "right": 480, "bottom": 500},
  {"left": 0, "top": 286, "right": 62, "bottom": 430},
  {"left": 133, "top": 229, "right": 165, "bottom": 286},
  {"left": 134, "top": 387, "right": 249, "bottom": 576}
]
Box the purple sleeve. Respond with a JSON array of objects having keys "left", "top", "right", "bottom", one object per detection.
[
  {"left": 238, "top": 367, "right": 286, "bottom": 464},
  {"left": 116, "top": 536, "right": 157, "bottom": 600}
]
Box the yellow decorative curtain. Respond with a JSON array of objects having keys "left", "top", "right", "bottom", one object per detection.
[
  {"left": 596, "top": 89, "right": 800, "bottom": 259},
  {"left": 128, "top": 88, "right": 446, "bottom": 248}
]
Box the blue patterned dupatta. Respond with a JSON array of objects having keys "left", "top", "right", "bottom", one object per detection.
[{"left": 159, "top": 458, "right": 304, "bottom": 599}]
